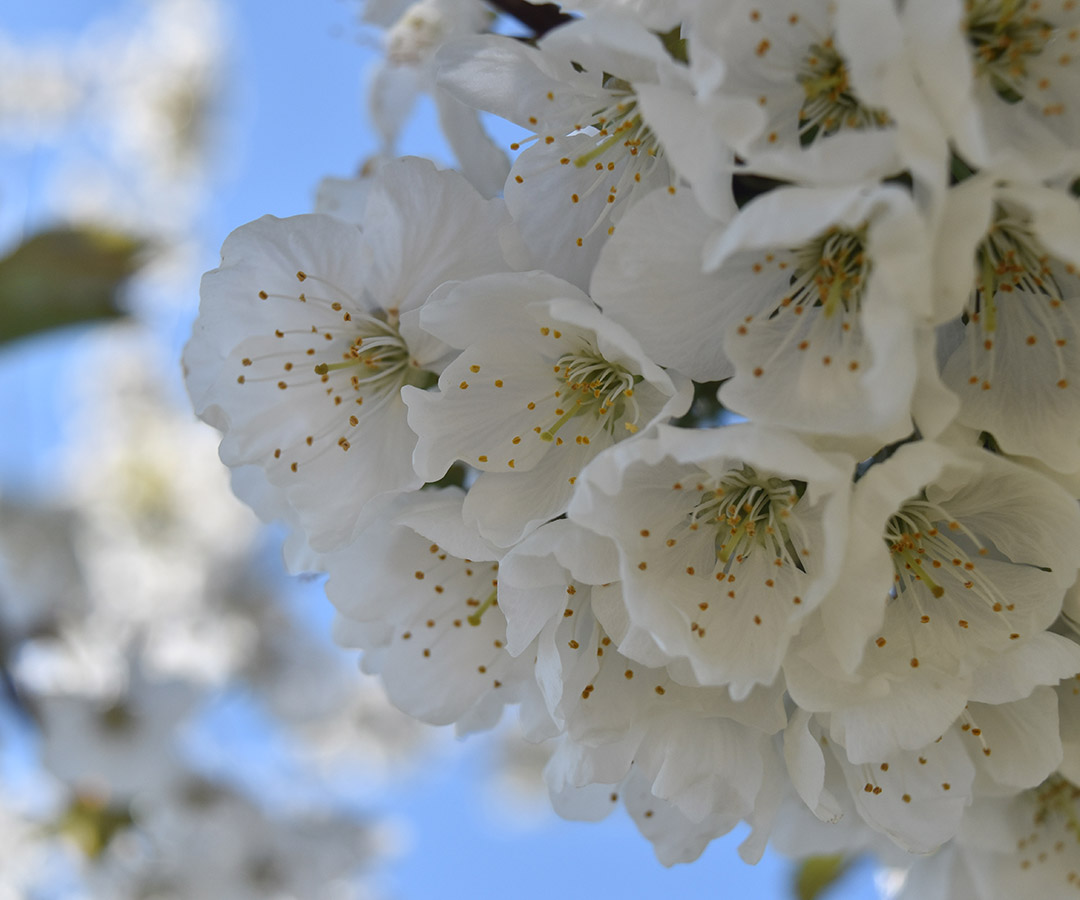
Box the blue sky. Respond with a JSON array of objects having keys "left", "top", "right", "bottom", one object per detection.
[{"left": 0, "top": 2, "right": 885, "bottom": 898}]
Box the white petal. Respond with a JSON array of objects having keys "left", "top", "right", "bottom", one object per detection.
[{"left": 965, "top": 689, "right": 1062, "bottom": 789}]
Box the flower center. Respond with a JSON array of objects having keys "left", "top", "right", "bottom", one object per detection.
[
  {"left": 787, "top": 224, "right": 871, "bottom": 319},
  {"left": 965, "top": 0, "right": 1054, "bottom": 102},
  {"left": 314, "top": 313, "right": 436, "bottom": 394},
  {"left": 689, "top": 466, "right": 804, "bottom": 571},
  {"left": 1032, "top": 774, "right": 1080, "bottom": 836},
  {"left": 511, "top": 83, "right": 667, "bottom": 248},
  {"left": 539, "top": 345, "right": 641, "bottom": 442},
  {"left": 797, "top": 40, "right": 891, "bottom": 144},
  {"left": 884, "top": 497, "right": 1002, "bottom": 606},
  {"left": 387, "top": 1, "right": 448, "bottom": 65},
  {"left": 573, "top": 90, "right": 657, "bottom": 168},
  {"left": 970, "top": 204, "right": 1061, "bottom": 334},
  {"left": 514, "top": 89, "right": 663, "bottom": 181}
]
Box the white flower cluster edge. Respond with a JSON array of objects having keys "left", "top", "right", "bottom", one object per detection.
[{"left": 184, "top": 0, "right": 1080, "bottom": 892}]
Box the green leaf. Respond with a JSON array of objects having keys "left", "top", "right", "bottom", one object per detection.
[
  {"left": 0, "top": 226, "right": 146, "bottom": 346},
  {"left": 794, "top": 854, "right": 851, "bottom": 900},
  {"left": 657, "top": 25, "right": 688, "bottom": 63},
  {"left": 54, "top": 793, "right": 135, "bottom": 859}
]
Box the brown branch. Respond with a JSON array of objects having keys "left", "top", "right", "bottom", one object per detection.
[{"left": 484, "top": 0, "right": 574, "bottom": 37}]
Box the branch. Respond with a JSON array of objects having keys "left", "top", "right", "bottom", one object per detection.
[{"left": 484, "top": 0, "right": 574, "bottom": 37}]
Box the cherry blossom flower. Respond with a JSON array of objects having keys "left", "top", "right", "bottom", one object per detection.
[
  {"left": 368, "top": 0, "right": 510, "bottom": 198},
  {"left": 498, "top": 519, "right": 786, "bottom": 863},
  {"left": 787, "top": 710, "right": 977, "bottom": 855},
  {"left": 596, "top": 182, "right": 955, "bottom": 450},
  {"left": 404, "top": 270, "right": 691, "bottom": 546},
  {"left": 934, "top": 174, "right": 1080, "bottom": 473},
  {"left": 184, "top": 157, "right": 512, "bottom": 551},
  {"left": 906, "top": 0, "right": 1080, "bottom": 173},
  {"left": 568, "top": 423, "right": 853, "bottom": 698},
  {"left": 323, "top": 489, "right": 536, "bottom": 729},
  {"left": 646, "top": 0, "right": 913, "bottom": 187},
  {"left": 786, "top": 441, "right": 1080, "bottom": 762},
  {"left": 438, "top": 13, "right": 705, "bottom": 287},
  {"left": 898, "top": 776, "right": 1080, "bottom": 899}
]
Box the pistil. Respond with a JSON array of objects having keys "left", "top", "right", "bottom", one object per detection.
[
  {"left": 797, "top": 40, "right": 891, "bottom": 142},
  {"left": 885, "top": 497, "right": 1007, "bottom": 610},
  {"left": 789, "top": 225, "right": 871, "bottom": 318},
  {"left": 539, "top": 347, "right": 640, "bottom": 441},
  {"left": 312, "top": 315, "right": 434, "bottom": 392},
  {"left": 467, "top": 590, "right": 498, "bottom": 627},
  {"left": 973, "top": 206, "right": 1061, "bottom": 334},
  {"left": 688, "top": 466, "right": 803, "bottom": 571}
]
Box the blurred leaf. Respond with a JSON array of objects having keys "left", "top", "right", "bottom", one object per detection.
[
  {"left": 795, "top": 854, "right": 851, "bottom": 900},
  {"left": 55, "top": 793, "right": 135, "bottom": 859},
  {"left": 0, "top": 226, "right": 145, "bottom": 345}
]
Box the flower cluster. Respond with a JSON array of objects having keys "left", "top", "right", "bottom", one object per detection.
[
  {"left": 0, "top": 338, "right": 418, "bottom": 899},
  {"left": 185, "top": 0, "right": 1080, "bottom": 891}
]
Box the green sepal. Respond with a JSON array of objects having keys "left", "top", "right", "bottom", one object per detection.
[{"left": 794, "top": 854, "right": 851, "bottom": 900}]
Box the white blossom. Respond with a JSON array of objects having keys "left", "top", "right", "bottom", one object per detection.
[
  {"left": 324, "top": 489, "right": 534, "bottom": 728},
  {"left": 935, "top": 174, "right": 1080, "bottom": 473},
  {"left": 568, "top": 423, "right": 853, "bottom": 698},
  {"left": 681, "top": 0, "right": 901, "bottom": 179},
  {"left": 786, "top": 441, "right": 1080, "bottom": 762},
  {"left": 898, "top": 777, "right": 1080, "bottom": 899},
  {"left": 906, "top": 0, "right": 1080, "bottom": 174},
  {"left": 369, "top": 0, "right": 510, "bottom": 198},
  {"left": 437, "top": 14, "right": 692, "bottom": 287},
  {"left": 404, "top": 270, "right": 691, "bottom": 546},
  {"left": 184, "top": 157, "right": 512, "bottom": 552}
]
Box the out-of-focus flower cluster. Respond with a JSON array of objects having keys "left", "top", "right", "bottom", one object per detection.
[
  {"left": 0, "top": 2, "right": 431, "bottom": 897},
  {"left": 2, "top": 339, "right": 425, "bottom": 899},
  {"left": 0, "top": 0, "right": 225, "bottom": 236},
  {"left": 185, "top": 0, "right": 1080, "bottom": 894}
]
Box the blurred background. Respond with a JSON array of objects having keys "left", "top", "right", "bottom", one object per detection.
[{"left": 0, "top": 2, "right": 890, "bottom": 897}]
